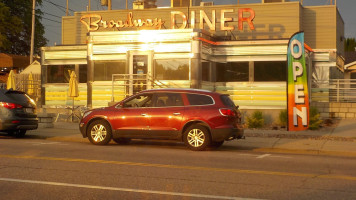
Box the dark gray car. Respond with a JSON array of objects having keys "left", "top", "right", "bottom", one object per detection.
[{"left": 0, "top": 89, "right": 38, "bottom": 137}]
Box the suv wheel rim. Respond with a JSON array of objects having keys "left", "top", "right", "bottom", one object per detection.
[
  {"left": 91, "top": 124, "right": 107, "bottom": 142},
  {"left": 187, "top": 129, "right": 205, "bottom": 147}
]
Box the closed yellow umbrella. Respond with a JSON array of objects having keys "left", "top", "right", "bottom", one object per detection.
[
  {"left": 28, "top": 72, "right": 34, "bottom": 95},
  {"left": 6, "top": 70, "right": 16, "bottom": 90},
  {"left": 68, "top": 71, "right": 79, "bottom": 122},
  {"left": 68, "top": 71, "right": 79, "bottom": 97}
]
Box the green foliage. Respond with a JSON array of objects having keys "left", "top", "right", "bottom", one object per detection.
[
  {"left": 247, "top": 111, "right": 264, "bottom": 128},
  {"left": 278, "top": 109, "right": 288, "bottom": 127},
  {"left": 344, "top": 38, "right": 356, "bottom": 52},
  {"left": 0, "top": 2, "right": 22, "bottom": 49},
  {"left": 0, "top": 0, "right": 47, "bottom": 55},
  {"left": 308, "top": 107, "right": 323, "bottom": 130}
]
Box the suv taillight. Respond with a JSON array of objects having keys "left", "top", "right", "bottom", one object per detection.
[
  {"left": 0, "top": 102, "right": 23, "bottom": 109},
  {"left": 219, "top": 108, "right": 236, "bottom": 117}
]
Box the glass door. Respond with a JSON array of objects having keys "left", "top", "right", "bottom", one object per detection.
[{"left": 128, "top": 51, "right": 153, "bottom": 95}]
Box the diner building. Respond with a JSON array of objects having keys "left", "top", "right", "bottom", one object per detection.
[{"left": 41, "top": 0, "right": 344, "bottom": 117}]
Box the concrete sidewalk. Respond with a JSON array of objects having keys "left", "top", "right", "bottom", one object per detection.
[{"left": 26, "top": 119, "right": 356, "bottom": 157}]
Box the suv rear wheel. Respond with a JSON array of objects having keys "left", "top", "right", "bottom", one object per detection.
[
  {"left": 88, "top": 120, "right": 112, "bottom": 145},
  {"left": 183, "top": 125, "right": 211, "bottom": 151}
]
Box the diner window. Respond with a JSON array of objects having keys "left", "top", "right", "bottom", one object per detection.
[
  {"left": 79, "top": 64, "right": 87, "bottom": 83},
  {"left": 94, "top": 61, "right": 126, "bottom": 81},
  {"left": 216, "top": 62, "right": 249, "bottom": 82},
  {"left": 154, "top": 59, "right": 189, "bottom": 80},
  {"left": 202, "top": 62, "right": 210, "bottom": 81},
  {"left": 47, "top": 65, "right": 74, "bottom": 83},
  {"left": 254, "top": 61, "right": 286, "bottom": 81}
]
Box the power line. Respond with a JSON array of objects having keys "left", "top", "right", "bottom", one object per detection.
[
  {"left": 43, "top": 0, "right": 74, "bottom": 13},
  {"left": 41, "top": 16, "right": 61, "bottom": 24},
  {"left": 42, "top": 11, "right": 62, "bottom": 19},
  {"left": 45, "top": 28, "right": 62, "bottom": 36}
]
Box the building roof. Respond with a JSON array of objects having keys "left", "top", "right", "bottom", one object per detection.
[
  {"left": 0, "top": 53, "right": 30, "bottom": 68},
  {"left": 20, "top": 60, "right": 41, "bottom": 74},
  {"left": 345, "top": 52, "right": 356, "bottom": 65},
  {"left": 345, "top": 52, "right": 356, "bottom": 71}
]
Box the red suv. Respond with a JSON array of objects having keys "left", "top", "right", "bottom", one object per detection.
[{"left": 79, "top": 89, "right": 244, "bottom": 151}]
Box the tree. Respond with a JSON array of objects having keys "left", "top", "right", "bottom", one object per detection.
[
  {"left": 0, "top": 0, "right": 47, "bottom": 56},
  {"left": 344, "top": 38, "right": 356, "bottom": 52},
  {"left": 0, "top": 2, "right": 22, "bottom": 50}
]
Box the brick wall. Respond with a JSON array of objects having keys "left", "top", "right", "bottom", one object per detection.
[{"left": 311, "top": 102, "right": 356, "bottom": 119}]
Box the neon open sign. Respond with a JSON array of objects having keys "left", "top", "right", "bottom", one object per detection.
[{"left": 287, "top": 32, "right": 309, "bottom": 131}]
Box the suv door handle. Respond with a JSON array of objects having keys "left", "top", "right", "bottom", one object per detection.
[
  {"left": 141, "top": 113, "right": 147, "bottom": 116},
  {"left": 173, "top": 112, "right": 181, "bottom": 115}
]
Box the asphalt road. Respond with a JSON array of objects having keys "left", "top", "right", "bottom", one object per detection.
[{"left": 0, "top": 135, "right": 356, "bottom": 200}]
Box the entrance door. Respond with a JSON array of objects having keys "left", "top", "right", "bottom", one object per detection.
[{"left": 128, "top": 51, "right": 153, "bottom": 95}]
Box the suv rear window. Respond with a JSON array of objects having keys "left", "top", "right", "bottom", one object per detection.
[
  {"left": 220, "top": 95, "right": 236, "bottom": 108},
  {"left": 1, "top": 90, "right": 30, "bottom": 103},
  {"left": 187, "top": 94, "right": 214, "bottom": 105}
]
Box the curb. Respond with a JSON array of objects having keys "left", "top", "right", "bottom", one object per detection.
[
  {"left": 253, "top": 148, "right": 356, "bottom": 158},
  {"left": 244, "top": 133, "right": 356, "bottom": 142}
]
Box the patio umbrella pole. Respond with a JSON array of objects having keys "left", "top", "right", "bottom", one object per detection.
[
  {"left": 68, "top": 71, "right": 79, "bottom": 122},
  {"left": 72, "top": 97, "right": 75, "bottom": 122}
]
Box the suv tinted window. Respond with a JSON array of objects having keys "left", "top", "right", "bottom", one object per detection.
[
  {"left": 154, "top": 93, "right": 183, "bottom": 107},
  {"left": 187, "top": 94, "right": 214, "bottom": 105},
  {"left": 123, "top": 94, "right": 153, "bottom": 108},
  {"left": 1, "top": 90, "right": 31, "bottom": 103},
  {"left": 220, "top": 95, "right": 236, "bottom": 108}
]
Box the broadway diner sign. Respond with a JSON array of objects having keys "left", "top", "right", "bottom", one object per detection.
[{"left": 80, "top": 8, "right": 255, "bottom": 32}]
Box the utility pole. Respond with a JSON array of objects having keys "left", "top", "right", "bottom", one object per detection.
[
  {"left": 66, "top": 0, "right": 69, "bottom": 16},
  {"left": 30, "top": 0, "right": 35, "bottom": 64}
]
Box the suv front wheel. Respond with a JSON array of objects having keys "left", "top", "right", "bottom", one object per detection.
[
  {"left": 183, "top": 125, "right": 211, "bottom": 151},
  {"left": 88, "top": 120, "right": 112, "bottom": 145}
]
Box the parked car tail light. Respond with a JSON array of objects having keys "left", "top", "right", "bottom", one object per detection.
[
  {"left": 219, "top": 108, "right": 236, "bottom": 117},
  {"left": 0, "top": 102, "right": 23, "bottom": 109}
]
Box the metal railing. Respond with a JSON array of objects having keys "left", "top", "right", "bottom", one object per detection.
[
  {"left": 311, "top": 79, "right": 356, "bottom": 102},
  {"left": 111, "top": 74, "right": 178, "bottom": 102}
]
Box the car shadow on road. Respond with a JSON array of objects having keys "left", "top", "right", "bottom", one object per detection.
[
  {"left": 107, "top": 139, "right": 256, "bottom": 151},
  {"left": 0, "top": 132, "right": 47, "bottom": 140}
]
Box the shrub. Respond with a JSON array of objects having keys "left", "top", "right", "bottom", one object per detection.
[
  {"left": 308, "top": 107, "right": 323, "bottom": 130},
  {"left": 247, "top": 111, "right": 264, "bottom": 128},
  {"left": 279, "top": 109, "right": 288, "bottom": 127}
]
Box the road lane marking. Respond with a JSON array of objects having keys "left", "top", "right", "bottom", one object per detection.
[
  {"left": 256, "top": 154, "right": 271, "bottom": 159},
  {"left": 25, "top": 142, "right": 68, "bottom": 146},
  {"left": 238, "top": 153, "right": 291, "bottom": 159},
  {"left": 0, "top": 177, "right": 260, "bottom": 200},
  {"left": 1, "top": 154, "right": 356, "bottom": 181}
]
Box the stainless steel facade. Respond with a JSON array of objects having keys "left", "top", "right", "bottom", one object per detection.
[{"left": 41, "top": 1, "right": 344, "bottom": 111}]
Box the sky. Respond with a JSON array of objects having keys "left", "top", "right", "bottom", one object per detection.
[{"left": 41, "top": 0, "right": 356, "bottom": 46}]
